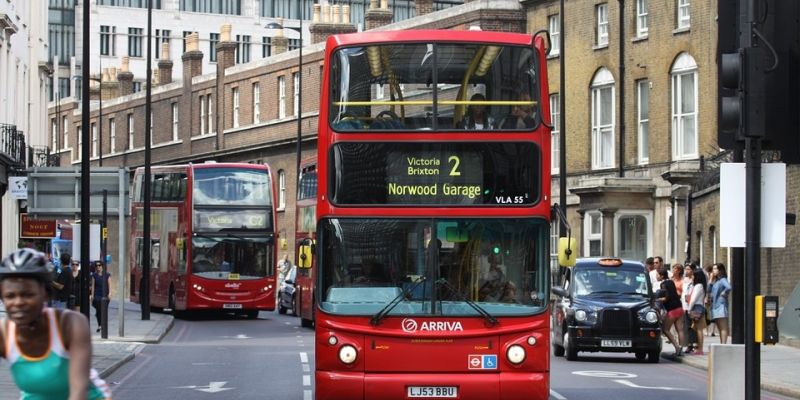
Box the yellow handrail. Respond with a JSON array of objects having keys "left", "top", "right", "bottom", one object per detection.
[{"left": 333, "top": 100, "right": 537, "bottom": 106}]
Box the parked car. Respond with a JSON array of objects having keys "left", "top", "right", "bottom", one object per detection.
[
  {"left": 551, "top": 257, "right": 662, "bottom": 363},
  {"left": 278, "top": 266, "right": 298, "bottom": 315}
]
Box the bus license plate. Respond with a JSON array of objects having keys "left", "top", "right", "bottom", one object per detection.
[
  {"left": 407, "top": 386, "right": 457, "bottom": 398},
  {"left": 223, "top": 303, "right": 243, "bottom": 309},
  {"left": 601, "top": 339, "right": 631, "bottom": 347}
]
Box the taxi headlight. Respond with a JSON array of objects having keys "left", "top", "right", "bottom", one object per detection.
[
  {"left": 645, "top": 310, "right": 658, "bottom": 324},
  {"left": 506, "top": 344, "right": 526, "bottom": 364},
  {"left": 338, "top": 345, "right": 357, "bottom": 364},
  {"left": 575, "top": 309, "right": 587, "bottom": 322}
]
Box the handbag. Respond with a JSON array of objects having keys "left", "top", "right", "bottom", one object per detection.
[{"left": 689, "top": 304, "right": 705, "bottom": 320}]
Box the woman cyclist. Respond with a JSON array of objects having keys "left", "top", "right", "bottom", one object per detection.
[{"left": 0, "top": 248, "right": 111, "bottom": 399}]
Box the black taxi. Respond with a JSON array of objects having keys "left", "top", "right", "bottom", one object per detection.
[{"left": 551, "top": 258, "right": 662, "bottom": 363}]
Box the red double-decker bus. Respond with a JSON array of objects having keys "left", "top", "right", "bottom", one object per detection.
[
  {"left": 294, "top": 157, "right": 317, "bottom": 327},
  {"left": 130, "top": 162, "right": 277, "bottom": 318},
  {"left": 313, "top": 30, "right": 557, "bottom": 399}
]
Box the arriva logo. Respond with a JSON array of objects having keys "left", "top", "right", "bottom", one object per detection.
[
  {"left": 224, "top": 282, "right": 241, "bottom": 289},
  {"left": 401, "top": 318, "right": 464, "bottom": 333}
]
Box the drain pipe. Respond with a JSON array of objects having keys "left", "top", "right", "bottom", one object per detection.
[{"left": 617, "top": 0, "right": 626, "bottom": 178}]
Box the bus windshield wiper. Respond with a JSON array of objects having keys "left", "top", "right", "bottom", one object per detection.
[
  {"left": 370, "top": 276, "right": 427, "bottom": 326},
  {"left": 435, "top": 278, "right": 498, "bottom": 327},
  {"left": 193, "top": 232, "right": 222, "bottom": 242}
]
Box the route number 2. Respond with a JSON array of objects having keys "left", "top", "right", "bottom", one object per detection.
[{"left": 448, "top": 156, "right": 461, "bottom": 176}]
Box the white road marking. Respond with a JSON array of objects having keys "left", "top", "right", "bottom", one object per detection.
[
  {"left": 300, "top": 352, "right": 309, "bottom": 363},
  {"left": 303, "top": 375, "right": 311, "bottom": 386},
  {"left": 613, "top": 379, "right": 691, "bottom": 391},
  {"left": 572, "top": 370, "right": 637, "bottom": 379},
  {"left": 174, "top": 381, "right": 235, "bottom": 393},
  {"left": 302, "top": 364, "right": 310, "bottom": 372},
  {"left": 285, "top": 322, "right": 291, "bottom": 325},
  {"left": 550, "top": 389, "right": 567, "bottom": 400},
  {"left": 304, "top": 389, "right": 312, "bottom": 400}
]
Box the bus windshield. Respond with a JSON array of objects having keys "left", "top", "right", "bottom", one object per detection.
[
  {"left": 319, "top": 218, "right": 548, "bottom": 317},
  {"left": 329, "top": 43, "right": 539, "bottom": 132},
  {"left": 193, "top": 167, "right": 272, "bottom": 206},
  {"left": 191, "top": 235, "right": 273, "bottom": 280}
]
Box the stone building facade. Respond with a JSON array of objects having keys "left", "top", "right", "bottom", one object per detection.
[{"left": 46, "top": 0, "right": 530, "bottom": 297}]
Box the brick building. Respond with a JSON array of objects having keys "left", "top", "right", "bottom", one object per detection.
[{"left": 46, "top": 0, "right": 529, "bottom": 297}]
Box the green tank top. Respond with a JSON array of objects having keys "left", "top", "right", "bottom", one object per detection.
[{"left": 3, "top": 308, "right": 111, "bottom": 400}]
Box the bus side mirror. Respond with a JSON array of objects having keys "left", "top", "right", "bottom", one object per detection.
[
  {"left": 298, "top": 240, "right": 315, "bottom": 269},
  {"left": 557, "top": 237, "right": 577, "bottom": 267},
  {"left": 551, "top": 286, "right": 568, "bottom": 298}
]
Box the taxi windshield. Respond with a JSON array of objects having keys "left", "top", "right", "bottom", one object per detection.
[
  {"left": 318, "top": 217, "right": 549, "bottom": 317},
  {"left": 572, "top": 267, "right": 650, "bottom": 297}
]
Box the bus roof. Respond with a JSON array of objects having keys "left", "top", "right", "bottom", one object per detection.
[
  {"left": 327, "top": 29, "right": 536, "bottom": 48},
  {"left": 134, "top": 163, "right": 270, "bottom": 173}
]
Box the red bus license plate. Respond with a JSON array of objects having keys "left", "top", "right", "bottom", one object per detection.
[
  {"left": 223, "top": 303, "right": 243, "bottom": 309},
  {"left": 407, "top": 386, "right": 457, "bottom": 398}
]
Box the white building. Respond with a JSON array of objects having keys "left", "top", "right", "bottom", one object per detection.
[{"left": 1, "top": 1, "right": 52, "bottom": 254}]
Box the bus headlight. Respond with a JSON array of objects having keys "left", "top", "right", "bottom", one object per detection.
[
  {"left": 506, "top": 344, "right": 526, "bottom": 364},
  {"left": 575, "top": 309, "right": 587, "bottom": 322},
  {"left": 645, "top": 311, "right": 658, "bottom": 324},
  {"left": 338, "top": 345, "right": 357, "bottom": 364}
]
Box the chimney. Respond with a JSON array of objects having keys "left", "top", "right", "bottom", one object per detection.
[
  {"left": 310, "top": 3, "right": 357, "bottom": 44},
  {"left": 216, "top": 24, "right": 237, "bottom": 72},
  {"left": 182, "top": 32, "right": 203, "bottom": 84},
  {"left": 158, "top": 42, "right": 173, "bottom": 85},
  {"left": 101, "top": 67, "right": 119, "bottom": 100},
  {"left": 89, "top": 73, "right": 101, "bottom": 101},
  {"left": 416, "top": 0, "right": 434, "bottom": 17},
  {"left": 271, "top": 19, "right": 289, "bottom": 55},
  {"left": 365, "top": 0, "right": 393, "bottom": 31},
  {"left": 117, "top": 56, "right": 134, "bottom": 96}
]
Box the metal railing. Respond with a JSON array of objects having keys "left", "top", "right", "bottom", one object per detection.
[{"left": 0, "top": 123, "right": 27, "bottom": 169}]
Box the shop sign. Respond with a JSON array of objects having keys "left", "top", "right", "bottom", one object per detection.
[{"left": 20, "top": 213, "right": 57, "bottom": 238}]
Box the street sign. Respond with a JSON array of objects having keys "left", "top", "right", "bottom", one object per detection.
[
  {"left": 719, "top": 163, "right": 786, "bottom": 248},
  {"left": 25, "top": 167, "right": 129, "bottom": 218}
]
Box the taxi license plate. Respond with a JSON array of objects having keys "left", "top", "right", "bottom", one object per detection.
[
  {"left": 601, "top": 339, "right": 632, "bottom": 347},
  {"left": 223, "top": 303, "right": 243, "bottom": 309},
  {"left": 407, "top": 386, "right": 458, "bottom": 398}
]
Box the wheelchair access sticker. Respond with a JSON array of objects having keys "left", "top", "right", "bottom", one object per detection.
[{"left": 468, "top": 354, "right": 498, "bottom": 370}]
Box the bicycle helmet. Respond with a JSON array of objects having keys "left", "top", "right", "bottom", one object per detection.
[{"left": 0, "top": 248, "right": 55, "bottom": 282}]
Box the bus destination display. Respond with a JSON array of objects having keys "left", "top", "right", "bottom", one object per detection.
[{"left": 331, "top": 142, "right": 539, "bottom": 206}]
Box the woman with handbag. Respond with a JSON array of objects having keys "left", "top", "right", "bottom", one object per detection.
[
  {"left": 710, "top": 263, "right": 732, "bottom": 344},
  {"left": 686, "top": 268, "right": 708, "bottom": 355}
]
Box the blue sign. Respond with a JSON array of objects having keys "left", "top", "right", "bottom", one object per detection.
[{"left": 482, "top": 355, "right": 497, "bottom": 369}]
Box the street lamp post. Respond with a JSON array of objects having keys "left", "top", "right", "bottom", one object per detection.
[{"left": 266, "top": 1, "right": 304, "bottom": 187}]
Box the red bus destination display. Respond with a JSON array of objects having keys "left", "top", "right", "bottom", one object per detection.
[{"left": 331, "top": 142, "right": 540, "bottom": 205}]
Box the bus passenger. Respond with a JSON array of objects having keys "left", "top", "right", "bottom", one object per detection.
[
  {"left": 500, "top": 91, "right": 535, "bottom": 129},
  {"left": 479, "top": 254, "right": 508, "bottom": 301},
  {"left": 458, "top": 93, "right": 496, "bottom": 130}
]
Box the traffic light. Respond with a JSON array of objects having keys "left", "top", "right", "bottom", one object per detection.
[{"left": 717, "top": 0, "right": 800, "bottom": 162}]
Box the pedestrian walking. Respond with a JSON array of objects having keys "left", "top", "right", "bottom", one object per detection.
[
  {"left": 70, "top": 259, "right": 83, "bottom": 311},
  {"left": 0, "top": 248, "right": 111, "bottom": 399},
  {"left": 709, "top": 262, "right": 732, "bottom": 344},
  {"left": 656, "top": 266, "right": 686, "bottom": 355},
  {"left": 89, "top": 261, "right": 110, "bottom": 333},
  {"left": 51, "top": 253, "right": 74, "bottom": 310}
]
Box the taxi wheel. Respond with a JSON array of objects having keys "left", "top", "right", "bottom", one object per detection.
[
  {"left": 564, "top": 332, "right": 578, "bottom": 361},
  {"left": 647, "top": 349, "right": 661, "bottom": 363},
  {"left": 635, "top": 351, "right": 647, "bottom": 361},
  {"left": 553, "top": 342, "right": 565, "bottom": 357},
  {"left": 278, "top": 298, "right": 288, "bottom": 314}
]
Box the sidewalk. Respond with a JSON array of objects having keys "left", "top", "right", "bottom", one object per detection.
[
  {"left": 662, "top": 333, "right": 800, "bottom": 399},
  {"left": 0, "top": 300, "right": 173, "bottom": 399}
]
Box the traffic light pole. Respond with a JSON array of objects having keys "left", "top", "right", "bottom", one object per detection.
[{"left": 744, "top": 137, "right": 761, "bottom": 400}]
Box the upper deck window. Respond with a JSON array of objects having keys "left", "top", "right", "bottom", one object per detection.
[
  {"left": 193, "top": 168, "right": 272, "bottom": 206},
  {"left": 329, "top": 43, "right": 540, "bottom": 132}
]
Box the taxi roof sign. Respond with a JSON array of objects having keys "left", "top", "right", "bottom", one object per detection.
[{"left": 597, "top": 258, "right": 623, "bottom": 267}]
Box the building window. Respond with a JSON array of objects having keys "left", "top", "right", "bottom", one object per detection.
[
  {"left": 253, "top": 83, "right": 261, "bottom": 123},
  {"left": 262, "top": 37, "right": 272, "bottom": 58},
  {"left": 76, "top": 126, "right": 82, "bottom": 161},
  {"left": 636, "top": 0, "right": 648, "bottom": 37},
  {"left": 128, "top": 114, "right": 135, "bottom": 150},
  {"left": 100, "top": 26, "right": 116, "bottom": 56},
  {"left": 550, "top": 94, "right": 560, "bottom": 174},
  {"left": 232, "top": 87, "right": 240, "bottom": 128},
  {"left": 596, "top": 4, "right": 609, "bottom": 46},
  {"left": 698, "top": 230, "right": 704, "bottom": 268},
  {"left": 133, "top": 82, "right": 142, "bottom": 93},
  {"left": 97, "top": 0, "right": 162, "bottom": 8},
  {"left": 208, "top": 95, "right": 214, "bottom": 133},
  {"left": 209, "top": 33, "right": 219, "bottom": 62},
  {"left": 200, "top": 95, "right": 206, "bottom": 135},
  {"left": 549, "top": 15, "right": 560, "bottom": 56},
  {"left": 671, "top": 53, "right": 698, "bottom": 160},
  {"left": 666, "top": 207, "right": 675, "bottom": 261},
  {"left": 63, "top": 116, "right": 69, "bottom": 150},
  {"left": 150, "top": 112, "right": 154, "bottom": 145},
  {"left": 154, "top": 29, "right": 170, "bottom": 59},
  {"left": 677, "top": 0, "right": 691, "bottom": 29},
  {"left": 128, "top": 28, "right": 143, "bottom": 57},
  {"left": 293, "top": 72, "right": 299, "bottom": 117},
  {"left": 172, "top": 102, "right": 179, "bottom": 141},
  {"left": 585, "top": 212, "right": 603, "bottom": 257},
  {"left": 91, "top": 123, "right": 98, "bottom": 158},
  {"left": 180, "top": 0, "right": 242, "bottom": 15},
  {"left": 278, "top": 169, "right": 286, "bottom": 210},
  {"left": 710, "top": 226, "right": 717, "bottom": 262},
  {"left": 637, "top": 80, "right": 650, "bottom": 164},
  {"left": 236, "top": 35, "right": 251, "bottom": 64},
  {"left": 278, "top": 76, "right": 286, "bottom": 119},
  {"left": 109, "top": 118, "right": 116, "bottom": 153},
  {"left": 616, "top": 213, "right": 651, "bottom": 263},
  {"left": 51, "top": 119, "right": 58, "bottom": 152},
  {"left": 591, "top": 68, "right": 615, "bottom": 169}
]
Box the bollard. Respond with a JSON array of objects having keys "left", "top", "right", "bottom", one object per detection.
[{"left": 708, "top": 343, "right": 744, "bottom": 400}]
